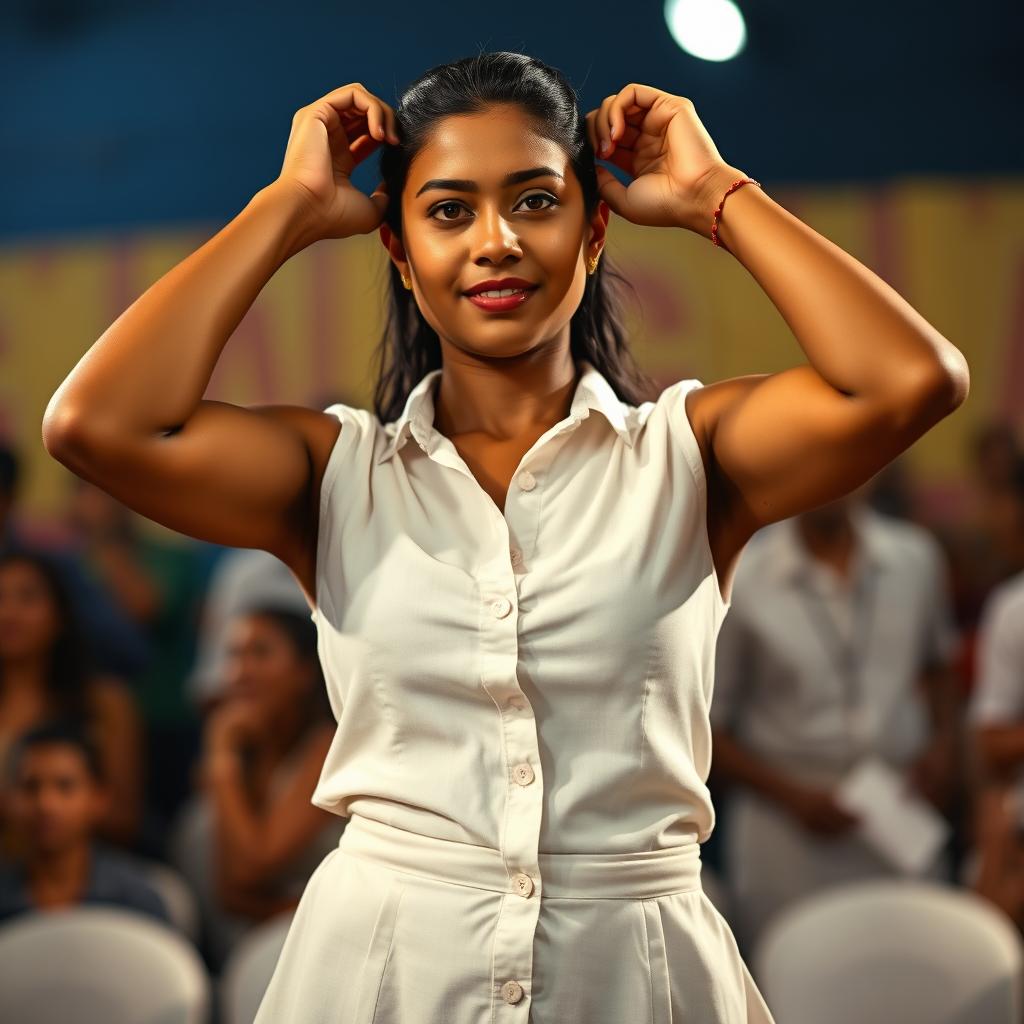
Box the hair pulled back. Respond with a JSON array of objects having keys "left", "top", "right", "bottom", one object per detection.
[{"left": 372, "top": 50, "right": 658, "bottom": 423}]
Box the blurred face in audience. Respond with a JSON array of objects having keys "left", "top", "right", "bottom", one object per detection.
[
  {"left": 0, "top": 560, "right": 58, "bottom": 664},
  {"left": 8, "top": 744, "right": 107, "bottom": 855},
  {"left": 221, "top": 614, "right": 315, "bottom": 732}
]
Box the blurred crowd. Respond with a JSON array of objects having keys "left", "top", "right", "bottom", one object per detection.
[{"left": 1, "top": 411, "right": 1024, "bottom": 990}]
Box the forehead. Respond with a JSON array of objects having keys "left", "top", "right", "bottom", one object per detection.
[
  {"left": 408, "top": 108, "right": 569, "bottom": 189},
  {"left": 19, "top": 744, "right": 89, "bottom": 775}
]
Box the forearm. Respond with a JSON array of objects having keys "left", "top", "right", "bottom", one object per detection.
[
  {"left": 204, "top": 750, "right": 266, "bottom": 888},
  {"left": 42, "top": 183, "right": 316, "bottom": 444},
  {"left": 710, "top": 728, "right": 800, "bottom": 808},
  {"left": 693, "top": 168, "right": 970, "bottom": 403}
]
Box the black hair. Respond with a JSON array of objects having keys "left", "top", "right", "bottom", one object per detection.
[
  {"left": 0, "top": 440, "right": 19, "bottom": 502},
  {"left": 372, "top": 50, "right": 659, "bottom": 424},
  {"left": 5, "top": 718, "right": 104, "bottom": 787},
  {"left": 0, "top": 548, "right": 96, "bottom": 722}
]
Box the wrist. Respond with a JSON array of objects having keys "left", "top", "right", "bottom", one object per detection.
[
  {"left": 674, "top": 165, "right": 748, "bottom": 237},
  {"left": 250, "top": 182, "right": 324, "bottom": 259}
]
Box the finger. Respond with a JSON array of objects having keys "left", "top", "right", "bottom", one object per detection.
[
  {"left": 600, "top": 94, "right": 645, "bottom": 156},
  {"left": 595, "top": 165, "right": 628, "bottom": 216},
  {"left": 381, "top": 103, "right": 400, "bottom": 144},
  {"left": 597, "top": 93, "right": 617, "bottom": 156}
]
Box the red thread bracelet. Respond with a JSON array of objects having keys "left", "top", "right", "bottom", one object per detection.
[{"left": 711, "top": 177, "right": 761, "bottom": 251}]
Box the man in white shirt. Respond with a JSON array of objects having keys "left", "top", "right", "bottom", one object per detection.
[
  {"left": 709, "top": 483, "right": 961, "bottom": 958},
  {"left": 966, "top": 568, "right": 1024, "bottom": 922}
]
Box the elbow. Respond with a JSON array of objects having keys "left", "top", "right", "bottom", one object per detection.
[
  {"left": 41, "top": 401, "right": 99, "bottom": 465},
  {"left": 907, "top": 346, "right": 971, "bottom": 414}
]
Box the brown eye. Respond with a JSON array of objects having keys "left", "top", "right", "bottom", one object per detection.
[{"left": 427, "top": 192, "right": 559, "bottom": 222}]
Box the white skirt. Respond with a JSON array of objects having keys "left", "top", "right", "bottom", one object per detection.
[{"left": 253, "top": 813, "right": 776, "bottom": 1023}]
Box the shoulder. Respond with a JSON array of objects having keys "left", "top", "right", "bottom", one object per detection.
[
  {"left": 865, "top": 510, "right": 945, "bottom": 570},
  {"left": 90, "top": 846, "right": 170, "bottom": 922}
]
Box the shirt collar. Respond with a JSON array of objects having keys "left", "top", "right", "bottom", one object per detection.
[
  {"left": 763, "top": 502, "right": 888, "bottom": 585},
  {"left": 375, "top": 358, "right": 633, "bottom": 465}
]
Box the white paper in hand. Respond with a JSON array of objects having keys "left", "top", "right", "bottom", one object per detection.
[{"left": 834, "top": 755, "right": 950, "bottom": 875}]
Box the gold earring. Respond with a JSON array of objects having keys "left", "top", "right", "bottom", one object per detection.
[
  {"left": 401, "top": 272, "right": 412, "bottom": 290},
  {"left": 587, "top": 253, "right": 601, "bottom": 275}
]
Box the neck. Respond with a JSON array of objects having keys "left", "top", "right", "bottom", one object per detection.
[
  {"left": 432, "top": 341, "right": 578, "bottom": 441},
  {"left": 797, "top": 510, "right": 856, "bottom": 562},
  {"left": 26, "top": 841, "right": 92, "bottom": 891}
]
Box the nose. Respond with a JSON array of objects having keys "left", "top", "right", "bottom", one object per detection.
[{"left": 471, "top": 205, "right": 522, "bottom": 265}]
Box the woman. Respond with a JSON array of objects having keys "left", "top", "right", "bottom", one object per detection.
[
  {"left": 42, "top": 51, "right": 968, "bottom": 1024},
  {"left": 171, "top": 604, "right": 342, "bottom": 971},
  {"left": 0, "top": 550, "right": 145, "bottom": 854}
]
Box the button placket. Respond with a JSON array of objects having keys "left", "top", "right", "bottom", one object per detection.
[{"left": 481, "top": 454, "right": 555, "bottom": 1018}]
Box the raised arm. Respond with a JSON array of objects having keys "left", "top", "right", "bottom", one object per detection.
[
  {"left": 41, "top": 183, "right": 322, "bottom": 561},
  {"left": 687, "top": 169, "right": 970, "bottom": 538},
  {"left": 41, "top": 85, "right": 396, "bottom": 580},
  {"left": 585, "top": 86, "right": 969, "bottom": 546}
]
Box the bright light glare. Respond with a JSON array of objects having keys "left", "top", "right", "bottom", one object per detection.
[{"left": 664, "top": 0, "right": 747, "bottom": 62}]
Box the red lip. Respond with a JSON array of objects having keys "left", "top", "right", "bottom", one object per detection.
[{"left": 462, "top": 278, "right": 539, "bottom": 295}]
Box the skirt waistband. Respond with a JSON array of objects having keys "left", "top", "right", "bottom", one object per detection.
[{"left": 337, "top": 814, "right": 704, "bottom": 899}]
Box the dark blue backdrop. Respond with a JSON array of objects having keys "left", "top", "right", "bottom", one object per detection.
[{"left": 2, "top": 0, "right": 1020, "bottom": 241}]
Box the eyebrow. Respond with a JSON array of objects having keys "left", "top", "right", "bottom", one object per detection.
[{"left": 415, "top": 166, "right": 564, "bottom": 198}]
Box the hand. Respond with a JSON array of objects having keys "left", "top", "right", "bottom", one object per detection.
[
  {"left": 782, "top": 781, "right": 863, "bottom": 837},
  {"left": 584, "top": 83, "right": 746, "bottom": 236},
  {"left": 905, "top": 737, "right": 957, "bottom": 813},
  {"left": 204, "top": 698, "right": 262, "bottom": 756},
  {"left": 273, "top": 83, "right": 398, "bottom": 241}
]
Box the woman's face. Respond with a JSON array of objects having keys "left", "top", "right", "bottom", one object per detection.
[
  {"left": 221, "top": 614, "right": 313, "bottom": 727},
  {"left": 0, "top": 561, "right": 59, "bottom": 663},
  {"left": 384, "top": 104, "right": 609, "bottom": 357}
]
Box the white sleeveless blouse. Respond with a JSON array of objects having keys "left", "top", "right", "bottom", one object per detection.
[{"left": 307, "top": 358, "right": 730, "bottom": 857}]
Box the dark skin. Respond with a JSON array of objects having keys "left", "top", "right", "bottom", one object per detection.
[{"left": 43, "top": 83, "right": 969, "bottom": 625}]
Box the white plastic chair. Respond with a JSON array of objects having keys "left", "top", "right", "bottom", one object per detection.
[
  {"left": 218, "top": 910, "right": 295, "bottom": 1024},
  {"left": 131, "top": 857, "right": 202, "bottom": 944},
  {"left": 0, "top": 906, "right": 211, "bottom": 1023},
  {"left": 753, "top": 878, "right": 1024, "bottom": 1024}
]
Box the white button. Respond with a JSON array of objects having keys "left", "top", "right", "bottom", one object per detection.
[
  {"left": 418, "top": 441, "right": 427, "bottom": 451},
  {"left": 513, "top": 872, "right": 535, "bottom": 897},
  {"left": 513, "top": 762, "right": 535, "bottom": 785},
  {"left": 517, "top": 471, "right": 536, "bottom": 491},
  {"left": 509, "top": 547, "right": 522, "bottom": 566},
  {"left": 490, "top": 597, "right": 512, "bottom": 618},
  {"left": 501, "top": 980, "right": 524, "bottom": 1004}
]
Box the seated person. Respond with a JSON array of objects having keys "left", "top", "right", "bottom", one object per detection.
[
  {"left": 0, "top": 720, "right": 169, "bottom": 926},
  {"left": 0, "top": 549, "right": 146, "bottom": 855},
  {"left": 170, "top": 604, "right": 344, "bottom": 971}
]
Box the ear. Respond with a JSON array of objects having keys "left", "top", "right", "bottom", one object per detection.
[
  {"left": 588, "top": 199, "right": 611, "bottom": 256},
  {"left": 378, "top": 223, "right": 410, "bottom": 279}
]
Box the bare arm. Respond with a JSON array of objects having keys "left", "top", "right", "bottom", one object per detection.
[
  {"left": 689, "top": 169, "right": 970, "bottom": 534},
  {"left": 204, "top": 726, "right": 337, "bottom": 891},
  {"left": 41, "top": 183, "right": 323, "bottom": 557}
]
